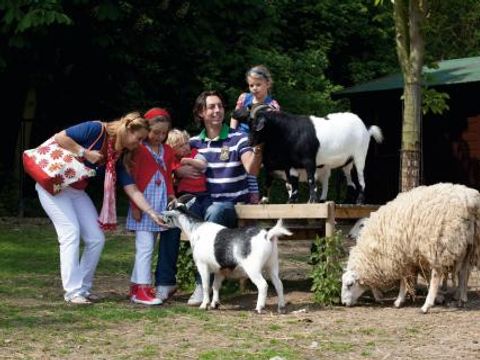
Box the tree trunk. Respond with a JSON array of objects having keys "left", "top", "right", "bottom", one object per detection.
[
  {"left": 400, "top": 82, "right": 421, "bottom": 190},
  {"left": 394, "top": 0, "right": 426, "bottom": 192}
]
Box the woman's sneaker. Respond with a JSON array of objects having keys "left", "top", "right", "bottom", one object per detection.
[
  {"left": 83, "top": 291, "right": 101, "bottom": 302},
  {"left": 156, "top": 285, "right": 178, "bottom": 301},
  {"left": 132, "top": 285, "right": 162, "bottom": 306},
  {"left": 66, "top": 295, "right": 92, "bottom": 305},
  {"left": 187, "top": 285, "right": 203, "bottom": 306}
]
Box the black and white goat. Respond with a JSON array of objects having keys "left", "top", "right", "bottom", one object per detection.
[
  {"left": 161, "top": 202, "right": 292, "bottom": 313},
  {"left": 232, "top": 105, "right": 383, "bottom": 204}
]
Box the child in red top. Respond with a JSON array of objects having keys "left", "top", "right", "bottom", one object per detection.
[
  {"left": 167, "top": 129, "right": 212, "bottom": 214},
  {"left": 125, "top": 108, "right": 179, "bottom": 305}
]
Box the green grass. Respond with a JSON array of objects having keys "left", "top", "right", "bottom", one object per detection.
[{"left": 0, "top": 219, "right": 455, "bottom": 359}]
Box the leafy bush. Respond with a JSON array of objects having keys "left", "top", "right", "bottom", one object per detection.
[
  {"left": 310, "top": 231, "right": 347, "bottom": 305},
  {"left": 176, "top": 241, "right": 196, "bottom": 291}
]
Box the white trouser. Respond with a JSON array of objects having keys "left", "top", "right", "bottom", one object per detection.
[
  {"left": 131, "top": 231, "right": 158, "bottom": 285},
  {"left": 36, "top": 184, "right": 105, "bottom": 300}
]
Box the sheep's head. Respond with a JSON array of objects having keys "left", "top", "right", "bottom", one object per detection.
[
  {"left": 346, "top": 217, "right": 369, "bottom": 242},
  {"left": 341, "top": 270, "right": 367, "bottom": 306}
]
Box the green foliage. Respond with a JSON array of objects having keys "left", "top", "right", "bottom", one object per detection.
[
  {"left": 3, "top": 0, "right": 480, "bottom": 208},
  {"left": 176, "top": 241, "right": 196, "bottom": 291},
  {"left": 310, "top": 231, "right": 346, "bottom": 306},
  {"left": 425, "top": 0, "right": 480, "bottom": 61},
  {"left": 422, "top": 87, "right": 450, "bottom": 115},
  {"left": 0, "top": 0, "right": 72, "bottom": 35}
]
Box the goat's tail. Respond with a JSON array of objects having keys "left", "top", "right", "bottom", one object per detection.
[
  {"left": 368, "top": 125, "right": 384, "bottom": 144},
  {"left": 267, "top": 219, "right": 292, "bottom": 241}
]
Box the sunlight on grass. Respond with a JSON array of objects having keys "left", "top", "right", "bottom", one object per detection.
[
  {"left": 199, "top": 346, "right": 298, "bottom": 360},
  {"left": 2, "top": 220, "right": 469, "bottom": 359}
]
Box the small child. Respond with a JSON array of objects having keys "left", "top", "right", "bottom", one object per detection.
[
  {"left": 125, "top": 107, "right": 178, "bottom": 306},
  {"left": 167, "top": 129, "right": 212, "bottom": 216},
  {"left": 230, "top": 64, "right": 280, "bottom": 204}
]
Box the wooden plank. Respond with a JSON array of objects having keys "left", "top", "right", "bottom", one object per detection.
[
  {"left": 234, "top": 203, "right": 330, "bottom": 219},
  {"left": 334, "top": 204, "right": 379, "bottom": 219},
  {"left": 179, "top": 203, "right": 378, "bottom": 241},
  {"left": 325, "top": 201, "right": 335, "bottom": 237},
  {"left": 181, "top": 228, "right": 323, "bottom": 241}
]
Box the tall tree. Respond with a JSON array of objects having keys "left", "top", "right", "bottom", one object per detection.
[{"left": 377, "top": 0, "right": 427, "bottom": 191}]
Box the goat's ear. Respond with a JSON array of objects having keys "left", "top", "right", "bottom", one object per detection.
[
  {"left": 176, "top": 203, "right": 188, "bottom": 213},
  {"left": 177, "top": 193, "right": 196, "bottom": 205},
  {"left": 167, "top": 199, "right": 178, "bottom": 211},
  {"left": 253, "top": 116, "right": 266, "bottom": 132},
  {"left": 231, "top": 107, "right": 249, "bottom": 123}
]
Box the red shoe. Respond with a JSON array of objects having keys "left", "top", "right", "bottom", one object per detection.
[
  {"left": 132, "top": 285, "right": 162, "bottom": 305},
  {"left": 128, "top": 284, "right": 139, "bottom": 300}
]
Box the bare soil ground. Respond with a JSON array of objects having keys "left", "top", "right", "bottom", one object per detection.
[
  {"left": 104, "top": 239, "right": 480, "bottom": 359},
  {"left": 3, "top": 219, "right": 480, "bottom": 359}
]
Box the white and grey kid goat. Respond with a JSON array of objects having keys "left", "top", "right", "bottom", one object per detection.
[{"left": 161, "top": 203, "right": 291, "bottom": 313}]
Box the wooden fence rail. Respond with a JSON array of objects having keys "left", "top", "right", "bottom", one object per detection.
[{"left": 180, "top": 202, "right": 379, "bottom": 241}]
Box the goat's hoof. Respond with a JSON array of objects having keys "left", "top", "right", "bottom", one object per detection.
[
  {"left": 199, "top": 303, "right": 209, "bottom": 310},
  {"left": 456, "top": 300, "right": 466, "bottom": 308},
  {"left": 277, "top": 306, "right": 286, "bottom": 314},
  {"left": 434, "top": 294, "right": 446, "bottom": 305},
  {"left": 210, "top": 302, "right": 220, "bottom": 309},
  {"left": 355, "top": 193, "right": 365, "bottom": 205},
  {"left": 393, "top": 300, "right": 403, "bottom": 308},
  {"left": 420, "top": 305, "right": 430, "bottom": 314},
  {"left": 255, "top": 308, "right": 266, "bottom": 315}
]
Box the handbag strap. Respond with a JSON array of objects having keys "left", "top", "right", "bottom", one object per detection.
[{"left": 87, "top": 122, "right": 106, "bottom": 150}]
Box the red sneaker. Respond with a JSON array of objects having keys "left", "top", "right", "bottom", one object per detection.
[
  {"left": 128, "top": 284, "right": 139, "bottom": 300},
  {"left": 132, "top": 285, "right": 162, "bottom": 306}
]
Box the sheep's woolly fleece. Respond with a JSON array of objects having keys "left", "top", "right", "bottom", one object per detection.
[{"left": 347, "top": 183, "right": 480, "bottom": 290}]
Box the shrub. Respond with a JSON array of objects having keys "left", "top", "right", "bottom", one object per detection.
[
  {"left": 176, "top": 241, "right": 196, "bottom": 291},
  {"left": 309, "top": 231, "right": 346, "bottom": 305}
]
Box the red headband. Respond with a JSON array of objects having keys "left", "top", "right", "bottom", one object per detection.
[{"left": 144, "top": 107, "right": 170, "bottom": 120}]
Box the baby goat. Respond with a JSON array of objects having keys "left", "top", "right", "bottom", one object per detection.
[{"left": 161, "top": 203, "right": 292, "bottom": 313}]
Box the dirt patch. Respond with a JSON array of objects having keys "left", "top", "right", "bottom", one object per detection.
[
  {"left": 3, "top": 219, "right": 480, "bottom": 359},
  {"left": 98, "top": 239, "right": 480, "bottom": 359}
]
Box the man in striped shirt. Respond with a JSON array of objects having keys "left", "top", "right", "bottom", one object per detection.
[{"left": 175, "top": 90, "right": 263, "bottom": 305}]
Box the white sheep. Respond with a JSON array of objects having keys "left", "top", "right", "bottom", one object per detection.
[
  {"left": 161, "top": 202, "right": 292, "bottom": 313},
  {"left": 346, "top": 217, "right": 369, "bottom": 242},
  {"left": 341, "top": 183, "right": 480, "bottom": 313}
]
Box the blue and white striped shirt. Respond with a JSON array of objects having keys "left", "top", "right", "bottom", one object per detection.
[{"left": 190, "top": 124, "right": 252, "bottom": 204}]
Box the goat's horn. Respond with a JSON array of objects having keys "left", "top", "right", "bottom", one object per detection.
[{"left": 250, "top": 104, "right": 273, "bottom": 120}]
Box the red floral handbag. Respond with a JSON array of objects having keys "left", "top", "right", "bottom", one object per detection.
[{"left": 22, "top": 125, "right": 105, "bottom": 195}]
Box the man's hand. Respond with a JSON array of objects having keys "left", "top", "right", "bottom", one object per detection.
[{"left": 176, "top": 164, "right": 202, "bottom": 178}]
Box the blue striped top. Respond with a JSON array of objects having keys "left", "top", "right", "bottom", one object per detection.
[{"left": 189, "top": 124, "right": 252, "bottom": 204}]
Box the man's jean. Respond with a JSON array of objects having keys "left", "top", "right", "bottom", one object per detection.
[
  {"left": 154, "top": 228, "right": 181, "bottom": 286},
  {"left": 187, "top": 201, "right": 238, "bottom": 284}
]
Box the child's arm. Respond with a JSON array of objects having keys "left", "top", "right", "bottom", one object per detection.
[
  {"left": 230, "top": 93, "right": 247, "bottom": 129},
  {"left": 123, "top": 184, "right": 165, "bottom": 225},
  {"left": 180, "top": 157, "right": 207, "bottom": 171}
]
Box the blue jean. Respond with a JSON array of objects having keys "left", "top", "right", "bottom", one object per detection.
[
  {"left": 189, "top": 201, "right": 238, "bottom": 284},
  {"left": 186, "top": 193, "right": 212, "bottom": 220},
  {"left": 154, "top": 228, "right": 181, "bottom": 286}
]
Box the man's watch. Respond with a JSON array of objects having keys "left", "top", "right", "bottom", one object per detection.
[
  {"left": 252, "top": 145, "right": 262, "bottom": 155},
  {"left": 77, "top": 147, "right": 86, "bottom": 158}
]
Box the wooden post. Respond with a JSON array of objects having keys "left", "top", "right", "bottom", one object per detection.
[{"left": 325, "top": 201, "right": 336, "bottom": 237}]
